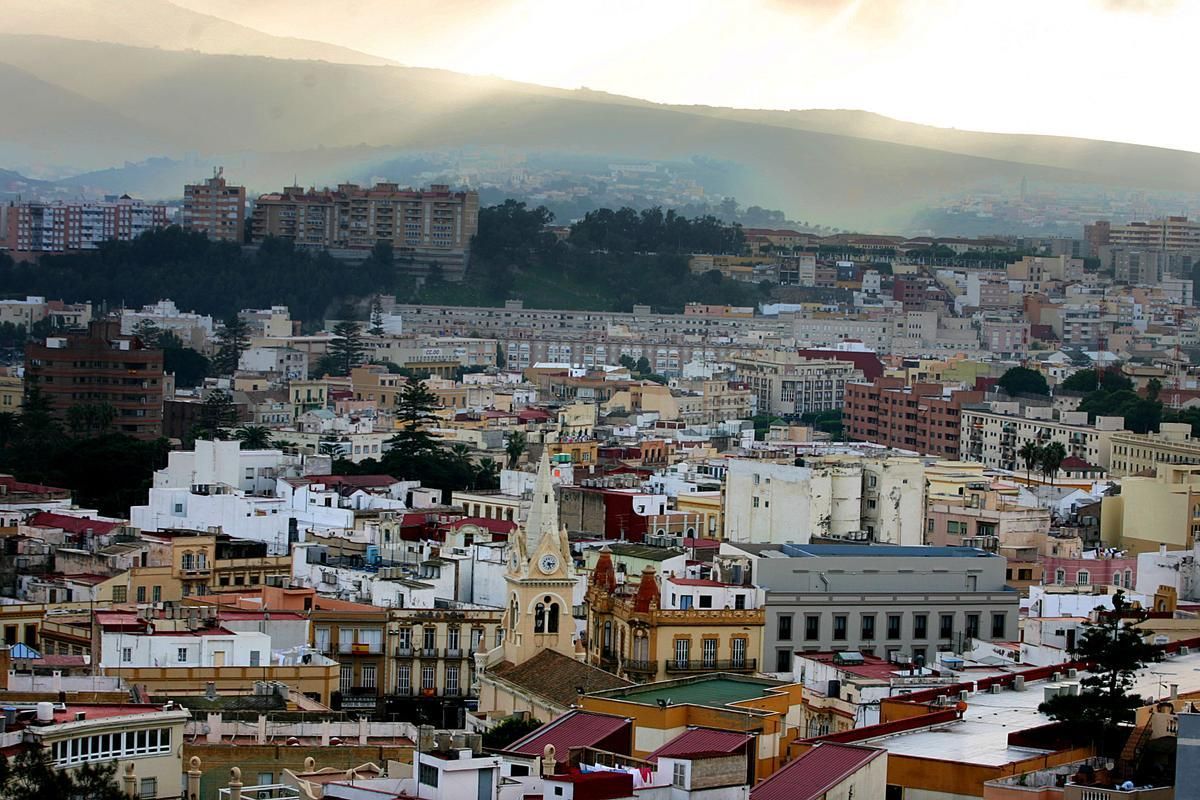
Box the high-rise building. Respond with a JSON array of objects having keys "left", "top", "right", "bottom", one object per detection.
[
  {"left": 1087, "top": 216, "right": 1200, "bottom": 253},
  {"left": 1, "top": 197, "right": 168, "bottom": 258},
  {"left": 250, "top": 183, "right": 479, "bottom": 278},
  {"left": 845, "top": 378, "right": 983, "bottom": 458},
  {"left": 25, "top": 320, "right": 165, "bottom": 439},
  {"left": 182, "top": 167, "right": 246, "bottom": 242}
]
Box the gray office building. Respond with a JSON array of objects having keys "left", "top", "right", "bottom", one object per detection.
[{"left": 719, "top": 543, "right": 1019, "bottom": 676}]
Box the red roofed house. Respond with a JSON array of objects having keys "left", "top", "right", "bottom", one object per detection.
[
  {"left": 504, "top": 710, "right": 634, "bottom": 768},
  {"left": 750, "top": 742, "right": 887, "bottom": 800}
]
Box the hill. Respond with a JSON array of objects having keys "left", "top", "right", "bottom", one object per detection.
[{"left": 2, "top": 34, "right": 1198, "bottom": 230}]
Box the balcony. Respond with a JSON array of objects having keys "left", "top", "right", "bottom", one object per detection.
[
  {"left": 394, "top": 646, "right": 414, "bottom": 658},
  {"left": 444, "top": 648, "right": 464, "bottom": 659},
  {"left": 338, "top": 642, "right": 383, "bottom": 655},
  {"left": 664, "top": 658, "right": 757, "bottom": 674},
  {"left": 622, "top": 659, "right": 657, "bottom": 675},
  {"left": 418, "top": 647, "right": 439, "bottom": 658}
]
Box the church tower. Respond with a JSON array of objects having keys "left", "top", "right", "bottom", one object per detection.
[{"left": 499, "top": 451, "right": 578, "bottom": 666}]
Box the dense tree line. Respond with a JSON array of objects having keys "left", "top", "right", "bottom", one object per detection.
[{"left": 0, "top": 229, "right": 404, "bottom": 326}]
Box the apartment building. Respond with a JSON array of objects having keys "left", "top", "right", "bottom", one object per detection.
[
  {"left": 959, "top": 401, "right": 1126, "bottom": 472},
  {"left": 1, "top": 197, "right": 168, "bottom": 257},
  {"left": 722, "top": 457, "right": 925, "bottom": 546},
  {"left": 1109, "top": 423, "right": 1200, "bottom": 477},
  {"left": 722, "top": 542, "right": 1019, "bottom": 675},
  {"left": 1090, "top": 216, "right": 1200, "bottom": 252},
  {"left": 182, "top": 167, "right": 246, "bottom": 243},
  {"left": 24, "top": 319, "right": 165, "bottom": 439},
  {"left": 1101, "top": 464, "right": 1200, "bottom": 554},
  {"left": 1, "top": 703, "right": 189, "bottom": 800},
  {"left": 251, "top": 183, "right": 479, "bottom": 276},
  {"left": 844, "top": 378, "right": 982, "bottom": 458},
  {"left": 731, "top": 349, "right": 863, "bottom": 416},
  {"left": 583, "top": 549, "right": 764, "bottom": 684}
]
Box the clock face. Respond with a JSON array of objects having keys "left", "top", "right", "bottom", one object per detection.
[{"left": 538, "top": 553, "right": 560, "bottom": 575}]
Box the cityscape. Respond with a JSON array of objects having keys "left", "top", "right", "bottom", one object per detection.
[{"left": 4, "top": 2, "right": 1200, "bottom": 800}]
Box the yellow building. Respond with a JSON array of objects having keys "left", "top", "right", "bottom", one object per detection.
[
  {"left": 0, "top": 372, "right": 23, "bottom": 413},
  {"left": 583, "top": 553, "right": 764, "bottom": 685},
  {"left": 676, "top": 492, "right": 723, "bottom": 539},
  {"left": 1110, "top": 423, "right": 1200, "bottom": 477},
  {"left": 1101, "top": 464, "right": 1200, "bottom": 553},
  {"left": 580, "top": 673, "right": 804, "bottom": 779},
  {"left": 287, "top": 378, "right": 329, "bottom": 417}
]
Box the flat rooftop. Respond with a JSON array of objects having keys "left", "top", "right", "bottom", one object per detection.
[
  {"left": 599, "top": 675, "right": 787, "bottom": 708},
  {"left": 736, "top": 543, "right": 995, "bottom": 559},
  {"left": 863, "top": 650, "right": 1200, "bottom": 767}
]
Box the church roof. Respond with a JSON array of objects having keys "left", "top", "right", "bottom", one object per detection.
[{"left": 494, "top": 650, "right": 631, "bottom": 710}]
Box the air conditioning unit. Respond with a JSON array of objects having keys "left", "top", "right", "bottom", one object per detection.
[
  {"left": 989, "top": 684, "right": 1002, "bottom": 694},
  {"left": 958, "top": 690, "right": 970, "bottom": 702},
  {"left": 1181, "top": 646, "right": 1191, "bottom": 655},
  {"left": 1051, "top": 672, "right": 1062, "bottom": 682},
  {"left": 1066, "top": 668, "right": 1078, "bottom": 679},
  {"left": 1013, "top": 676, "right": 1026, "bottom": 691}
]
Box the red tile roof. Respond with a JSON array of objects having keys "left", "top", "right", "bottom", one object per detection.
[
  {"left": 505, "top": 710, "right": 632, "bottom": 762},
  {"left": 797, "top": 652, "right": 913, "bottom": 681},
  {"left": 750, "top": 743, "right": 884, "bottom": 800},
  {"left": 286, "top": 474, "right": 400, "bottom": 489},
  {"left": 667, "top": 577, "right": 728, "bottom": 587},
  {"left": 647, "top": 728, "right": 752, "bottom": 762},
  {"left": 26, "top": 512, "right": 121, "bottom": 535}
]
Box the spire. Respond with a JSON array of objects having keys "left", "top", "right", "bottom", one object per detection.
[
  {"left": 633, "top": 566, "right": 660, "bottom": 612},
  {"left": 523, "top": 450, "right": 560, "bottom": 554}
]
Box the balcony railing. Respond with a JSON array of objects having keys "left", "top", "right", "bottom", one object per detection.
[
  {"left": 395, "top": 646, "right": 414, "bottom": 658},
  {"left": 664, "top": 658, "right": 757, "bottom": 673},
  {"left": 444, "top": 648, "right": 464, "bottom": 659},
  {"left": 418, "top": 647, "right": 439, "bottom": 658},
  {"left": 622, "top": 659, "right": 656, "bottom": 674},
  {"left": 338, "top": 642, "right": 383, "bottom": 655}
]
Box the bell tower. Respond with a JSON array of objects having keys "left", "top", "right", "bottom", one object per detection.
[{"left": 500, "top": 451, "right": 578, "bottom": 665}]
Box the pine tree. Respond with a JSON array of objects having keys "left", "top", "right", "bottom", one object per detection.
[
  {"left": 369, "top": 297, "right": 386, "bottom": 336},
  {"left": 387, "top": 379, "right": 440, "bottom": 458},
  {"left": 328, "top": 321, "right": 366, "bottom": 376},
  {"left": 212, "top": 315, "right": 251, "bottom": 375}
]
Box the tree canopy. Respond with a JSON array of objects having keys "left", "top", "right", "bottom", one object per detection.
[{"left": 998, "top": 366, "right": 1049, "bottom": 397}]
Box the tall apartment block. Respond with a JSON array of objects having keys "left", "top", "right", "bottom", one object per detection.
[
  {"left": 25, "top": 320, "right": 165, "bottom": 440},
  {"left": 845, "top": 378, "right": 983, "bottom": 458},
  {"left": 250, "top": 183, "right": 479, "bottom": 278},
  {"left": 182, "top": 167, "right": 246, "bottom": 242},
  {"left": 1085, "top": 216, "right": 1200, "bottom": 255},
  {"left": 1, "top": 197, "right": 168, "bottom": 259}
]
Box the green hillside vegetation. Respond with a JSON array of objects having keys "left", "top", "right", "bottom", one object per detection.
[
  {"left": 0, "top": 201, "right": 762, "bottom": 321},
  {"left": 4, "top": 33, "right": 1200, "bottom": 228}
]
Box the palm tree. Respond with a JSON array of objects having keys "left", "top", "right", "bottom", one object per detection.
[
  {"left": 271, "top": 438, "right": 298, "bottom": 453},
  {"left": 474, "top": 457, "right": 501, "bottom": 490},
  {"left": 504, "top": 431, "right": 527, "bottom": 469},
  {"left": 233, "top": 425, "right": 273, "bottom": 450},
  {"left": 1018, "top": 441, "right": 1043, "bottom": 483},
  {"left": 1040, "top": 441, "right": 1067, "bottom": 485}
]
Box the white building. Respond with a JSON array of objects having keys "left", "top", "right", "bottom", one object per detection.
[
  {"left": 959, "top": 401, "right": 1126, "bottom": 472},
  {"left": 722, "top": 457, "right": 924, "bottom": 545},
  {"left": 239, "top": 346, "right": 308, "bottom": 380},
  {"left": 120, "top": 299, "right": 214, "bottom": 351}
]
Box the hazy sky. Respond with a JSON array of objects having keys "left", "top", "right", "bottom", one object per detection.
[{"left": 175, "top": 0, "right": 1197, "bottom": 152}]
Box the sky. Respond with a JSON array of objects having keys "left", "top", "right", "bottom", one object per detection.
[{"left": 175, "top": 0, "right": 1198, "bottom": 152}]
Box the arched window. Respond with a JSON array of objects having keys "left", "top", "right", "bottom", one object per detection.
[
  {"left": 1113, "top": 572, "right": 1123, "bottom": 587},
  {"left": 548, "top": 604, "right": 560, "bottom": 634},
  {"left": 603, "top": 621, "right": 613, "bottom": 654},
  {"left": 510, "top": 596, "right": 519, "bottom": 631},
  {"left": 1055, "top": 569, "right": 1066, "bottom": 585},
  {"left": 534, "top": 603, "right": 546, "bottom": 633},
  {"left": 181, "top": 551, "right": 194, "bottom": 570},
  {"left": 1126, "top": 569, "right": 1133, "bottom": 589}
]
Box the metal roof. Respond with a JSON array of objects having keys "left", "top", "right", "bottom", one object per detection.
[
  {"left": 505, "top": 710, "right": 632, "bottom": 761},
  {"left": 646, "top": 728, "right": 751, "bottom": 762},
  {"left": 751, "top": 743, "right": 884, "bottom": 800}
]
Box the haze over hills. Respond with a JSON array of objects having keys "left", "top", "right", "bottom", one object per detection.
[{"left": 1, "top": 1, "right": 1199, "bottom": 231}]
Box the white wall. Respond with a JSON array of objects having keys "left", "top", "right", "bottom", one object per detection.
[{"left": 101, "top": 629, "right": 270, "bottom": 668}]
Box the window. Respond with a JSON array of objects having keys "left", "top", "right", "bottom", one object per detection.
[
  {"left": 672, "top": 638, "right": 691, "bottom": 671},
  {"left": 805, "top": 615, "right": 820, "bottom": 641},
  {"left": 423, "top": 627, "right": 436, "bottom": 652},
  {"left": 136, "top": 586, "right": 146, "bottom": 603},
  {"left": 914, "top": 614, "right": 927, "bottom": 639},
  {"left": 362, "top": 664, "right": 376, "bottom": 689},
  {"left": 679, "top": 595, "right": 693, "bottom": 610},
  {"left": 177, "top": 647, "right": 187, "bottom": 663},
  {"left": 672, "top": 762, "right": 687, "bottom": 788},
  {"left": 939, "top": 614, "right": 953, "bottom": 639},
  {"left": 966, "top": 614, "right": 980, "bottom": 639},
  {"left": 250, "top": 650, "right": 261, "bottom": 668},
  {"left": 1055, "top": 569, "right": 1066, "bottom": 585},
  {"left": 422, "top": 663, "right": 436, "bottom": 690},
  {"left": 139, "top": 778, "right": 157, "bottom": 799},
  {"left": 887, "top": 615, "right": 901, "bottom": 640},
  {"left": 340, "top": 665, "right": 352, "bottom": 692},
  {"left": 702, "top": 639, "right": 717, "bottom": 667},
  {"left": 315, "top": 627, "right": 331, "bottom": 653},
  {"left": 122, "top": 648, "right": 132, "bottom": 663},
  {"left": 777, "top": 615, "right": 793, "bottom": 641},
  {"left": 861, "top": 615, "right": 876, "bottom": 640},
  {"left": 734, "top": 594, "right": 746, "bottom": 610},
  {"left": 1076, "top": 570, "right": 1090, "bottom": 586},
  {"left": 151, "top": 585, "right": 161, "bottom": 603},
  {"left": 991, "top": 613, "right": 1006, "bottom": 639},
  {"left": 419, "top": 764, "right": 439, "bottom": 787},
  {"left": 445, "top": 665, "right": 459, "bottom": 696},
  {"left": 112, "top": 585, "right": 127, "bottom": 603},
  {"left": 698, "top": 595, "right": 713, "bottom": 609},
  {"left": 833, "top": 615, "right": 848, "bottom": 640},
  {"left": 732, "top": 638, "right": 747, "bottom": 668},
  {"left": 397, "top": 664, "right": 411, "bottom": 694},
  {"left": 775, "top": 648, "right": 791, "bottom": 673}
]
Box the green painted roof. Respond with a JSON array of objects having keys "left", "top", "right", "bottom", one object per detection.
[{"left": 606, "top": 677, "right": 780, "bottom": 708}]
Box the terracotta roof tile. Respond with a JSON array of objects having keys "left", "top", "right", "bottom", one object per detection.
[{"left": 495, "top": 650, "right": 631, "bottom": 710}]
